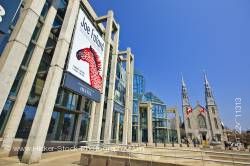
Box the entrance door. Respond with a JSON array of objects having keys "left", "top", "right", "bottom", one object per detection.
[
  {"left": 200, "top": 132, "right": 207, "bottom": 141},
  {"left": 142, "top": 129, "right": 148, "bottom": 142},
  {"left": 140, "top": 107, "right": 148, "bottom": 143}
]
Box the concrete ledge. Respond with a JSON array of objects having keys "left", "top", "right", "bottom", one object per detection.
[{"left": 80, "top": 153, "right": 185, "bottom": 166}]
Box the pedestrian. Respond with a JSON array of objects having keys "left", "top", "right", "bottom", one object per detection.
[
  {"left": 192, "top": 138, "right": 195, "bottom": 147},
  {"left": 224, "top": 141, "right": 228, "bottom": 150}
]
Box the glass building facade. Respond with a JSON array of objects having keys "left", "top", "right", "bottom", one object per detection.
[
  {"left": 143, "top": 92, "right": 168, "bottom": 143},
  {"left": 133, "top": 71, "right": 177, "bottom": 143},
  {"left": 111, "top": 59, "right": 127, "bottom": 143},
  {"left": 0, "top": 0, "right": 134, "bottom": 163},
  {"left": 132, "top": 70, "right": 145, "bottom": 142},
  {"left": 0, "top": 0, "right": 68, "bottom": 139}
]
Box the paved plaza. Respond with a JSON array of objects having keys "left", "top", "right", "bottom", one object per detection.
[{"left": 0, "top": 145, "right": 250, "bottom": 166}]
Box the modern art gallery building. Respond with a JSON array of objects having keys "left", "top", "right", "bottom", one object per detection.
[{"left": 0, "top": 0, "right": 134, "bottom": 164}]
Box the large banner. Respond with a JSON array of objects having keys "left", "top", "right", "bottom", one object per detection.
[
  {"left": 66, "top": 8, "right": 105, "bottom": 92},
  {"left": 63, "top": 72, "right": 101, "bottom": 102}
]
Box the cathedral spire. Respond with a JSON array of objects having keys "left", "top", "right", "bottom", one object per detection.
[
  {"left": 204, "top": 72, "right": 209, "bottom": 86},
  {"left": 204, "top": 72, "right": 215, "bottom": 105},
  {"left": 182, "top": 75, "right": 186, "bottom": 87},
  {"left": 181, "top": 75, "right": 190, "bottom": 106}
]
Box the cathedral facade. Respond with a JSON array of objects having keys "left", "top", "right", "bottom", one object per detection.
[{"left": 181, "top": 74, "right": 224, "bottom": 144}]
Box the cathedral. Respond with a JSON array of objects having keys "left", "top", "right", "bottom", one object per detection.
[{"left": 181, "top": 74, "right": 224, "bottom": 144}]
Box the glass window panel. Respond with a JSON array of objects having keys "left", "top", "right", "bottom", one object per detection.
[
  {"left": 46, "top": 111, "right": 60, "bottom": 141},
  {"left": 15, "top": 105, "right": 37, "bottom": 138},
  {"left": 78, "top": 113, "right": 90, "bottom": 141},
  {"left": 21, "top": 42, "right": 35, "bottom": 67},
  {"left": 0, "top": 100, "right": 14, "bottom": 136},
  {"left": 10, "top": 68, "right": 26, "bottom": 97},
  {"left": 40, "top": 1, "right": 50, "bottom": 18},
  {"left": 31, "top": 21, "right": 43, "bottom": 41},
  {"left": 60, "top": 113, "right": 77, "bottom": 141}
]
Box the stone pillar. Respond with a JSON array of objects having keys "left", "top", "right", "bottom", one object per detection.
[
  {"left": 91, "top": 11, "right": 114, "bottom": 143},
  {"left": 0, "top": 0, "right": 45, "bottom": 115},
  {"left": 21, "top": 0, "right": 79, "bottom": 163},
  {"left": 174, "top": 108, "right": 181, "bottom": 144},
  {"left": 74, "top": 114, "right": 82, "bottom": 144},
  {"left": 138, "top": 128, "right": 142, "bottom": 144},
  {"left": 103, "top": 24, "right": 120, "bottom": 144},
  {"left": 74, "top": 97, "right": 87, "bottom": 145},
  {"left": 138, "top": 112, "right": 141, "bottom": 144},
  {"left": 147, "top": 103, "right": 153, "bottom": 145},
  {"left": 167, "top": 128, "right": 170, "bottom": 143},
  {"left": 87, "top": 101, "right": 96, "bottom": 143},
  {"left": 127, "top": 55, "right": 134, "bottom": 144},
  {"left": 1, "top": 2, "right": 57, "bottom": 152},
  {"left": 122, "top": 48, "right": 131, "bottom": 145},
  {"left": 115, "top": 112, "right": 120, "bottom": 144}
]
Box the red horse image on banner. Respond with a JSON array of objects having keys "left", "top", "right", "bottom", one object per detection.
[{"left": 76, "top": 46, "right": 102, "bottom": 91}]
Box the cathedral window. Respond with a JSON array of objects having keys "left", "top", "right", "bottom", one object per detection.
[
  {"left": 198, "top": 115, "right": 207, "bottom": 129},
  {"left": 187, "top": 118, "right": 191, "bottom": 129},
  {"left": 214, "top": 118, "right": 219, "bottom": 129},
  {"left": 208, "top": 92, "right": 211, "bottom": 97},
  {"left": 212, "top": 107, "right": 215, "bottom": 114}
]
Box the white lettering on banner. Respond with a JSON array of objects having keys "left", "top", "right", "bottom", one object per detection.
[{"left": 80, "top": 17, "right": 104, "bottom": 52}]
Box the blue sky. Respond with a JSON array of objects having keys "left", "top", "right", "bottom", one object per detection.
[{"left": 89, "top": 0, "right": 250, "bottom": 130}]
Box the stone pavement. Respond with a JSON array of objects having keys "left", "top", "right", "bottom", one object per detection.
[
  {"left": 0, "top": 146, "right": 250, "bottom": 166},
  {"left": 0, "top": 150, "right": 82, "bottom": 166}
]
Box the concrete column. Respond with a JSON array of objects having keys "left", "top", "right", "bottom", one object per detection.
[
  {"left": 138, "top": 128, "right": 142, "bottom": 144},
  {"left": 74, "top": 97, "right": 86, "bottom": 145},
  {"left": 87, "top": 101, "right": 96, "bottom": 143},
  {"left": 103, "top": 25, "right": 120, "bottom": 144},
  {"left": 91, "top": 11, "right": 114, "bottom": 143},
  {"left": 0, "top": 0, "right": 46, "bottom": 115},
  {"left": 138, "top": 113, "right": 141, "bottom": 144},
  {"left": 136, "top": 101, "right": 141, "bottom": 144},
  {"left": 1, "top": 2, "right": 57, "bottom": 152},
  {"left": 167, "top": 128, "right": 170, "bottom": 143},
  {"left": 139, "top": 130, "right": 142, "bottom": 144},
  {"left": 74, "top": 114, "right": 82, "bottom": 144},
  {"left": 147, "top": 103, "right": 153, "bottom": 145},
  {"left": 122, "top": 48, "right": 131, "bottom": 145},
  {"left": 174, "top": 108, "right": 181, "bottom": 144},
  {"left": 115, "top": 112, "right": 120, "bottom": 144},
  {"left": 127, "top": 55, "right": 134, "bottom": 144},
  {"left": 21, "top": 0, "right": 79, "bottom": 164}
]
